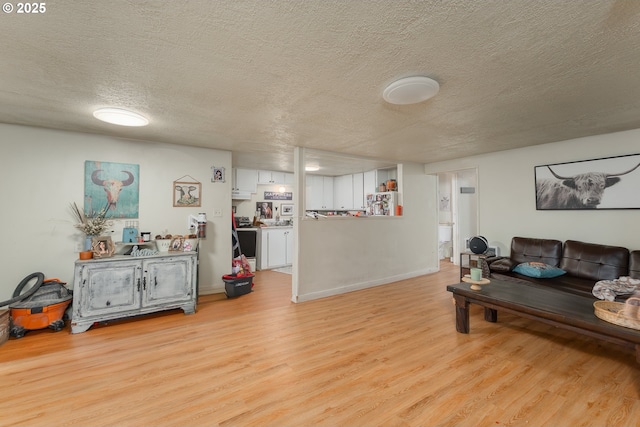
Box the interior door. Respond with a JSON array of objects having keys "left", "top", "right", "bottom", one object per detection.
[{"left": 452, "top": 169, "right": 478, "bottom": 264}]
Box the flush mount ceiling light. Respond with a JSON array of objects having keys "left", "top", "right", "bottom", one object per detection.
[
  {"left": 382, "top": 76, "right": 440, "bottom": 105},
  {"left": 305, "top": 165, "right": 320, "bottom": 172},
  {"left": 93, "top": 108, "right": 149, "bottom": 127}
]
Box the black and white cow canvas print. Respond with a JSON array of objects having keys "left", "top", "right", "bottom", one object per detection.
[{"left": 535, "top": 153, "right": 640, "bottom": 210}]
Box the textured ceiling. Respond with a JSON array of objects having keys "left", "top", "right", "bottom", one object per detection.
[{"left": 2, "top": 1, "right": 640, "bottom": 174}]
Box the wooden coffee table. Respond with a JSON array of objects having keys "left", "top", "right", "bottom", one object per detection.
[{"left": 447, "top": 278, "right": 640, "bottom": 363}]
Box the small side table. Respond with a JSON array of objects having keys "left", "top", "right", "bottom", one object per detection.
[{"left": 459, "top": 252, "right": 490, "bottom": 279}]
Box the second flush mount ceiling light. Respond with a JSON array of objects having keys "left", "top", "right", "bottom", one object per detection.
[{"left": 382, "top": 76, "right": 440, "bottom": 105}]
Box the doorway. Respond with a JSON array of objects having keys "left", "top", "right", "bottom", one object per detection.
[{"left": 436, "top": 168, "right": 478, "bottom": 266}]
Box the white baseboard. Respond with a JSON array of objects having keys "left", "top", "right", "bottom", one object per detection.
[{"left": 294, "top": 267, "right": 439, "bottom": 303}]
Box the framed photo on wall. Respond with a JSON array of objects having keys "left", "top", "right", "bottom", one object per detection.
[
  {"left": 534, "top": 153, "right": 640, "bottom": 210},
  {"left": 257, "top": 202, "right": 273, "bottom": 219},
  {"left": 211, "top": 166, "right": 225, "bottom": 183},
  {"left": 281, "top": 204, "right": 294, "bottom": 216}
]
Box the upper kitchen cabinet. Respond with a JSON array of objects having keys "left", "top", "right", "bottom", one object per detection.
[
  {"left": 232, "top": 168, "right": 258, "bottom": 193},
  {"left": 258, "top": 170, "right": 293, "bottom": 185},
  {"left": 352, "top": 172, "right": 366, "bottom": 210},
  {"left": 334, "top": 174, "right": 353, "bottom": 210},
  {"left": 363, "top": 170, "right": 377, "bottom": 195},
  {"left": 306, "top": 175, "right": 334, "bottom": 210}
]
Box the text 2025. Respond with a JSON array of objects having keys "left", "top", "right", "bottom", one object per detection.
[{"left": 17, "top": 2, "right": 46, "bottom": 13}]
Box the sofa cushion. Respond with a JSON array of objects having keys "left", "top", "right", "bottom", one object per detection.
[
  {"left": 513, "top": 262, "right": 567, "bottom": 278},
  {"left": 559, "top": 240, "right": 629, "bottom": 282},
  {"left": 489, "top": 257, "right": 517, "bottom": 272},
  {"left": 511, "top": 237, "right": 563, "bottom": 266}
]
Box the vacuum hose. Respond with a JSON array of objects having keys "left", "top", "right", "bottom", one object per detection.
[{"left": 0, "top": 272, "right": 45, "bottom": 308}]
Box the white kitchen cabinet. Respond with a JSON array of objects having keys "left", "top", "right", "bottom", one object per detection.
[
  {"left": 334, "top": 174, "right": 354, "bottom": 210},
  {"left": 256, "top": 227, "right": 293, "bottom": 270},
  {"left": 321, "top": 177, "right": 334, "bottom": 209},
  {"left": 333, "top": 173, "right": 366, "bottom": 210},
  {"left": 306, "top": 175, "right": 334, "bottom": 210},
  {"left": 71, "top": 252, "right": 197, "bottom": 333},
  {"left": 364, "top": 170, "right": 377, "bottom": 196},
  {"left": 258, "top": 170, "right": 287, "bottom": 185},
  {"left": 352, "top": 172, "right": 365, "bottom": 209},
  {"left": 233, "top": 168, "right": 258, "bottom": 193}
]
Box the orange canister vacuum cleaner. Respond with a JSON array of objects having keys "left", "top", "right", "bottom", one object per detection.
[{"left": 0, "top": 272, "right": 73, "bottom": 339}]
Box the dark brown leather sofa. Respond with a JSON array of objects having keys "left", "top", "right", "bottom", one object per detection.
[{"left": 489, "top": 237, "right": 638, "bottom": 299}]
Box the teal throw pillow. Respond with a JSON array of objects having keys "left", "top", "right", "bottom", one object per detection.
[{"left": 513, "top": 262, "right": 566, "bottom": 278}]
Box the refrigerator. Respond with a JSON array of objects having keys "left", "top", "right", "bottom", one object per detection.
[{"left": 367, "top": 191, "right": 398, "bottom": 216}]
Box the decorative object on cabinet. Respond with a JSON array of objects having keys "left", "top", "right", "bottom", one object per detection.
[
  {"left": 91, "top": 236, "right": 115, "bottom": 258},
  {"left": 129, "top": 245, "right": 159, "bottom": 257},
  {"left": 281, "top": 204, "right": 293, "bottom": 216},
  {"left": 85, "top": 160, "right": 139, "bottom": 218},
  {"left": 169, "top": 236, "right": 184, "bottom": 251},
  {"left": 71, "top": 252, "right": 197, "bottom": 333},
  {"left": 70, "top": 202, "right": 112, "bottom": 237},
  {"left": 173, "top": 175, "right": 201, "bottom": 207},
  {"left": 155, "top": 238, "right": 172, "bottom": 252},
  {"left": 211, "top": 166, "right": 225, "bottom": 182},
  {"left": 535, "top": 153, "right": 640, "bottom": 210}
]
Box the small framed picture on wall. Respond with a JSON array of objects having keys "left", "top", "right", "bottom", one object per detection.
[{"left": 281, "top": 204, "right": 293, "bottom": 216}]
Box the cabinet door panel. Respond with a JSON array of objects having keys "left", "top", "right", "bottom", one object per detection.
[
  {"left": 235, "top": 168, "right": 258, "bottom": 192},
  {"left": 271, "top": 172, "right": 285, "bottom": 184},
  {"left": 353, "top": 173, "right": 365, "bottom": 209},
  {"left": 257, "top": 170, "right": 273, "bottom": 184},
  {"left": 334, "top": 175, "right": 353, "bottom": 210},
  {"left": 285, "top": 230, "right": 294, "bottom": 265},
  {"left": 322, "top": 176, "right": 334, "bottom": 209},
  {"left": 266, "top": 229, "right": 287, "bottom": 268},
  {"left": 306, "top": 175, "right": 323, "bottom": 210},
  {"left": 143, "top": 257, "right": 193, "bottom": 307},
  {"left": 78, "top": 261, "right": 141, "bottom": 317},
  {"left": 363, "top": 170, "right": 377, "bottom": 196}
]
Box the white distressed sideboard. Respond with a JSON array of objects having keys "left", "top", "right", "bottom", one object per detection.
[{"left": 71, "top": 252, "right": 197, "bottom": 333}]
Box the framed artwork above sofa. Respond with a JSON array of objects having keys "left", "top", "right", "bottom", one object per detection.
[{"left": 534, "top": 153, "right": 640, "bottom": 210}]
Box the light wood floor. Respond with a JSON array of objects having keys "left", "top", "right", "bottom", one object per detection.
[{"left": 1, "top": 262, "right": 639, "bottom": 426}]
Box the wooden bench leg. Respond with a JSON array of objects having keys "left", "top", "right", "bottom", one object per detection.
[
  {"left": 453, "top": 294, "right": 470, "bottom": 334},
  {"left": 484, "top": 307, "right": 497, "bottom": 323}
]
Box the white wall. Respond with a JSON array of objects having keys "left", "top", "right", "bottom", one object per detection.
[
  {"left": 294, "top": 162, "right": 438, "bottom": 302},
  {"left": 425, "top": 128, "right": 640, "bottom": 255},
  {"left": 0, "top": 124, "right": 232, "bottom": 301}
]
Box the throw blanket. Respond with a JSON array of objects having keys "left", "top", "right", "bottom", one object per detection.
[{"left": 592, "top": 276, "right": 640, "bottom": 301}]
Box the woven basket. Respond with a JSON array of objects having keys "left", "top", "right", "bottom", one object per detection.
[{"left": 593, "top": 301, "right": 640, "bottom": 330}]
